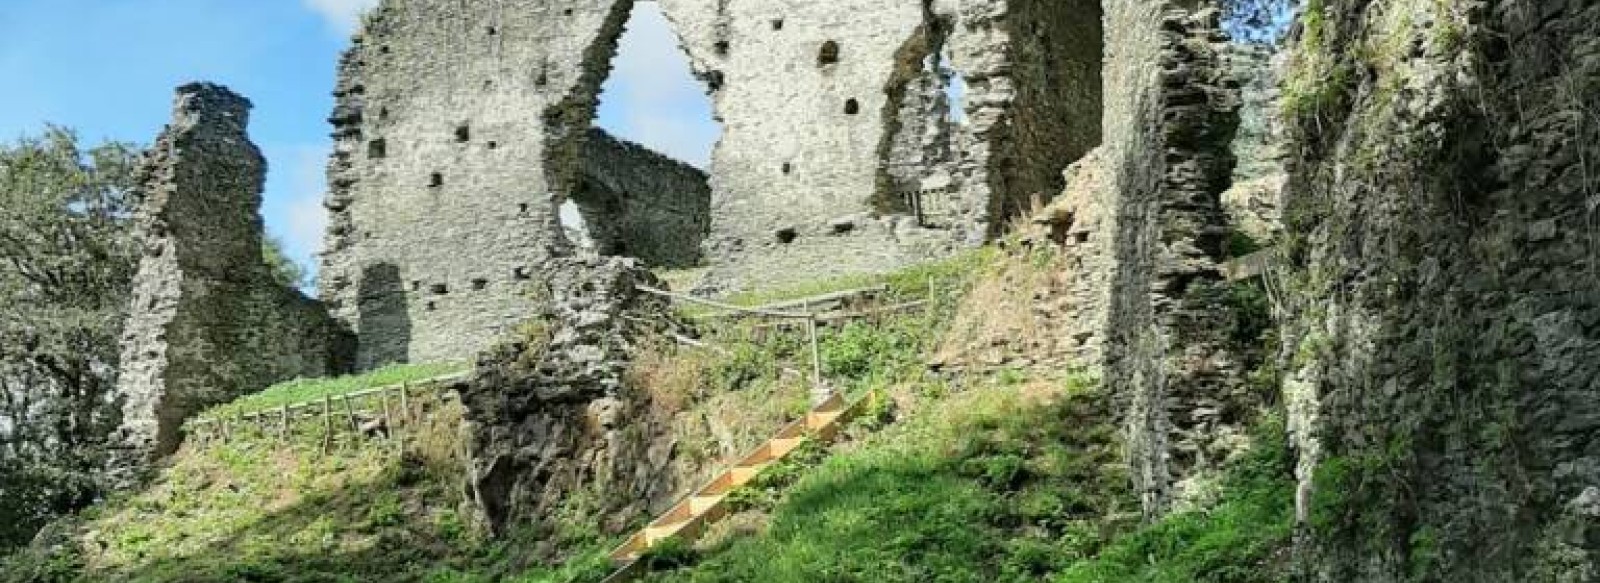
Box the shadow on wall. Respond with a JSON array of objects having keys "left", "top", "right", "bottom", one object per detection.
[{"left": 356, "top": 263, "right": 410, "bottom": 370}]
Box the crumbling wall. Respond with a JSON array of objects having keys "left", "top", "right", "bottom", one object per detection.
[
  {"left": 1221, "top": 44, "right": 1286, "bottom": 243},
  {"left": 575, "top": 128, "right": 710, "bottom": 268},
  {"left": 658, "top": 0, "right": 1103, "bottom": 293},
  {"left": 1281, "top": 0, "right": 1600, "bottom": 579},
  {"left": 1086, "top": 2, "right": 1250, "bottom": 518},
  {"left": 320, "top": 0, "right": 638, "bottom": 370},
  {"left": 461, "top": 257, "right": 680, "bottom": 539},
  {"left": 112, "top": 83, "right": 353, "bottom": 473}
]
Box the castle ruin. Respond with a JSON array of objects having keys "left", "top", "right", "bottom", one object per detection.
[
  {"left": 111, "top": 84, "right": 354, "bottom": 473},
  {"left": 318, "top": 0, "right": 1106, "bottom": 369}
]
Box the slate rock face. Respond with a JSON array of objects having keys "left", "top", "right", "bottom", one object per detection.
[
  {"left": 110, "top": 83, "right": 354, "bottom": 482},
  {"left": 460, "top": 257, "right": 682, "bottom": 539},
  {"left": 1280, "top": 0, "right": 1600, "bottom": 578}
]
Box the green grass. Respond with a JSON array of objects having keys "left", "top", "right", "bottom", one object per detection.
[
  {"left": 1053, "top": 418, "right": 1295, "bottom": 583},
  {"left": 201, "top": 362, "right": 467, "bottom": 419},
  {"left": 639, "top": 370, "right": 1134, "bottom": 583}
]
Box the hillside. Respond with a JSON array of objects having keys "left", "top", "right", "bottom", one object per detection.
[{"left": 2, "top": 243, "right": 1295, "bottom": 583}]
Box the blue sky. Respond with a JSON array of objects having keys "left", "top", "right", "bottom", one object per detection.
[{"left": 0, "top": 0, "right": 717, "bottom": 278}]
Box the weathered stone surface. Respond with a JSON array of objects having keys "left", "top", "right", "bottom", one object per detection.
[
  {"left": 1087, "top": 4, "right": 1250, "bottom": 518},
  {"left": 318, "top": 0, "right": 694, "bottom": 370},
  {"left": 460, "top": 257, "right": 682, "bottom": 539},
  {"left": 574, "top": 128, "right": 710, "bottom": 268},
  {"left": 666, "top": 0, "right": 1104, "bottom": 293},
  {"left": 1281, "top": 0, "right": 1600, "bottom": 578},
  {"left": 110, "top": 83, "right": 354, "bottom": 477},
  {"left": 1221, "top": 43, "right": 1286, "bottom": 243}
]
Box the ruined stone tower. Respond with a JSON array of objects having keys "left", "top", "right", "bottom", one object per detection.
[
  {"left": 112, "top": 84, "right": 353, "bottom": 472},
  {"left": 320, "top": 0, "right": 1105, "bottom": 369},
  {"left": 662, "top": 0, "right": 1104, "bottom": 292}
]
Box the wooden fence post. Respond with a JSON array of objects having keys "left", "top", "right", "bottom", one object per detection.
[
  {"left": 380, "top": 387, "right": 394, "bottom": 439},
  {"left": 279, "top": 404, "right": 290, "bottom": 443},
  {"left": 342, "top": 394, "right": 358, "bottom": 431},
  {"left": 399, "top": 382, "right": 411, "bottom": 425},
  {"left": 321, "top": 395, "right": 334, "bottom": 454},
  {"left": 807, "top": 315, "right": 827, "bottom": 406}
]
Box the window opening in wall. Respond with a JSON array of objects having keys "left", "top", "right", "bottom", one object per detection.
[
  {"left": 430, "top": 283, "right": 448, "bottom": 295},
  {"left": 455, "top": 125, "right": 471, "bottom": 143},
  {"left": 428, "top": 172, "right": 443, "bottom": 188},
  {"left": 941, "top": 50, "right": 969, "bottom": 124},
  {"left": 472, "top": 278, "right": 489, "bottom": 291},
  {"left": 844, "top": 98, "right": 861, "bottom": 115},
  {"left": 714, "top": 40, "right": 730, "bottom": 56},
  {"left": 368, "top": 138, "right": 387, "bottom": 159},
  {"left": 819, "top": 41, "right": 841, "bottom": 66},
  {"left": 559, "top": 199, "right": 596, "bottom": 253},
  {"left": 771, "top": 19, "right": 784, "bottom": 31},
  {"left": 487, "top": 140, "right": 499, "bottom": 150},
  {"left": 782, "top": 162, "right": 793, "bottom": 175},
  {"left": 776, "top": 228, "right": 798, "bottom": 244}
]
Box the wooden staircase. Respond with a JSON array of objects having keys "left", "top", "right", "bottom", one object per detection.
[{"left": 600, "top": 392, "right": 871, "bottom": 582}]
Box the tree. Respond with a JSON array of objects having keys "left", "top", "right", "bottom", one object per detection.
[
  {"left": 263, "top": 235, "right": 310, "bottom": 290},
  {"left": 0, "top": 127, "right": 139, "bottom": 549}
]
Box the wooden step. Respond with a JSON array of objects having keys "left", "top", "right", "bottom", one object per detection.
[
  {"left": 689, "top": 494, "right": 725, "bottom": 514},
  {"left": 605, "top": 391, "right": 876, "bottom": 577},
  {"left": 727, "top": 463, "right": 769, "bottom": 485}
]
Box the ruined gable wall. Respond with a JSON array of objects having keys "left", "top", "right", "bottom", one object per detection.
[
  {"left": 658, "top": 0, "right": 944, "bottom": 293},
  {"left": 113, "top": 84, "right": 352, "bottom": 472},
  {"left": 576, "top": 128, "right": 710, "bottom": 268},
  {"left": 1282, "top": 0, "right": 1600, "bottom": 578},
  {"left": 321, "top": 0, "right": 635, "bottom": 370},
  {"left": 659, "top": 0, "right": 1104, "bottom": 293}
]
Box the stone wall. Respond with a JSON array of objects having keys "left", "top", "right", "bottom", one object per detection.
[
  {"left": 1281, "top": 0, "right": 1600, "bottom": 579},
  {"left": 661, "top": 0, "right": 1104, "bottom": 293},
  {"left": 574, "top": 128, "right": 710, "bottom": 268},
  {"left": 111, "top": 84, "right": 353, "bottom": 473},
  {"left": 320, "top": 0, "right": 637, "bottom": 370},
  {"left": 461, "top": 257, "right": 681, "bottom": 539},
  {"left": 321, "top": 0, "right": 1106, "bottom": 365},
  {"left": 1073, "top": 2, "right": 1250, "bottom": 518}
]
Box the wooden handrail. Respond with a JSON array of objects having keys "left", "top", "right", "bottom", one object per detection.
[{"left": 187, "top": 371, "right": 470, "bottom": 427}]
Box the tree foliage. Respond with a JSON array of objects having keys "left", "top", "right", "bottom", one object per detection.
[
  {"left": 0, "top": 127, "right": 140, "bottom": 549},
  {"left": 263, "top": 236, "right": 309, "bottom": 290}
]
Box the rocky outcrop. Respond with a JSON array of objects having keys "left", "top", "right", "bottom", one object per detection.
[
  {"left": 460, "top": 257, "right": 681, "bottom": 540},
  {"left": 110, "top": 83, "right": 353, "bottom": 479},
  {"left": 1281, "top": 0, "right": 1600, "bottom": 578}
]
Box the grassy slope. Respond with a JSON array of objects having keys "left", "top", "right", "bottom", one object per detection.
[
  {"left": 636, "top": 248, "right": 1295, "bottom": 583},
  {"left": 6, "top": 249, "right": 1293, "bottom": 582},
  {"left": 203, "top": 362, "right": 467, "bottom": 418}
]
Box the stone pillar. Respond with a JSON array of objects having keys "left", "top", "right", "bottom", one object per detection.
[{"left": 111, "top": 83, "right": 353, "bottom": 480}]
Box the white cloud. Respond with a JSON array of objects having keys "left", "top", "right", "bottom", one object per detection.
[
  {"left": 302, "top": 0, "right": 379, "bottom": 35},
  {"left": 597, "top": 4, "right": 720, "bottom": 168}
]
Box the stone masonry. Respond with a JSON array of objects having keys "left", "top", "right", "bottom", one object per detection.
[
  {"left": 321, "top": 0, "right": 1106, "bottom": 367},
  {"left": 1282, "top": 0, "right": 1600, "bottom": 578},
  {"left": 319, "top": 0, "right": 708, "bottom": 370},
  {"left": 574, "top": 128, "right": 710, "bottom": 268},
  {"left": 460, "top": 257, "right": 682, "bottom": 540},
  {"left": 111, "top": 84, "right": 353, "bottom": 475},
  {"left": 664, "top": 0, "right": 1104, "bottom": 293}
]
